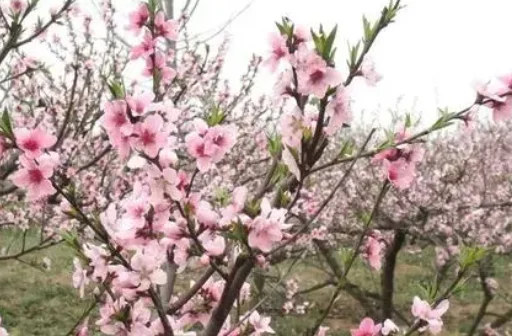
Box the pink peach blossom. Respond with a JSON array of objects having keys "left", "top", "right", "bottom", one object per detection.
[
  {"left": 131, "top": 114, "right": 167, "bottom": 158},
  {"left": 351, "top": 318, "right": 381, "bottom": 336},
  {"left": 130, "top": 31, "right": 156, "bottom": 60},
  {"left": 127, "top": 3, "right": 149, "bottom": 34},
  {"left": 361, "top": 57, "right": 382, "bottom": 86},
  {"left": 263, "top": 32, "right": 289, "bottom": 72},
  {"left": 411, "top": 297, "right": 449, "bottom": 334},
  {"left": 248, "top": 311, "right": 274, "bottom": 335},
  {"left": 325, "top": 85, "right": 352, "bottom": 135},
  {"left": 154, "top": 12, "right": 178, "bottom": 40},
  {"left": 296, "top": 50, "right": 342, "bottom": 98},
  {"left": 126, "top": 91, "right": 155, "bottom": 115},
  {"left": 10, "top": 154, "right": 57, "bottom": 201},
  {"left": 102, "top": 100, "right": 133, "bottom": 137},
  {"left": 14, "top": 127, "right": 57, "bottom": 159}
]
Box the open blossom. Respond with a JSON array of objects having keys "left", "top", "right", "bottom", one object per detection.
[
  {"left": 246, "top": 198, "right": 291, "bottom": 252},
  {"left": 14, "top": 127, "right": 57, "bottom": 159},
  {"left": 143, "top": 51, "right": 177, "bottom": 83},
  {"left": 126, "top": 91, "right": 155, "bottom": 115},
  {"left": 185, "top": 120, "right": 237, "bottom": 172},
  {"left": 10, "top": 0, "right": 26, "bottom": 14},
  {"left": 280, "top": 107, "right": 304, "bottom": 148},
  {"left": 10, "top": 153, "right": 57, "bottom": 201},
  {"left": 130, "top": 243, "right": 167, "bottom": 291},
  {"left": 384, "top": 159, "right": 416, "bottom": 190},
  {"left": 296, "top": 47, "right": 342, "bottom": 98},
  {"left": 263, "top": 32, "right": 289, "bottom": 72},
  {"left": 185, "top": 132, "right": 215, "bottom": 171},
  {"left": 220, "top": 186, "right": 248, "bottom": 225},
  {"left": 362, "top": 233, "right": 383, "bottom": 271},
  {"left": 325, "top": 85, "right": 352, "bottom": 135},
  {"left": 351, "top": 318, "right": 381, "bottom": 336},
  {"left": 205, "top": 124, "right": 237, "bottom": 161},
  {"left": 196, "top": 201, "right": 220, "bottom": 228},
  {"left": 411, "top": 297, "right": 449, "bottom": 334},
  {"left": 476, "top": 75, "right": 512, "bottom": 121},
  {"left": 154, "top": 12, "right": 178, "bottom": 40},
  {"left": 127, "top": 3, "right": 149, "bottom": 34},
  {"left": 381, "top": 319, "right": 399, "bottom": 335},
  {"left": 361, "top": 57, "right": 382, "bottom": 86},
  {"left": 128, "top": 300, "right": 152, "bottom": 335},
  {"left": 96, "top": 297, "right": 129, "bottom": 335},
  {"left": 199, "top": 231, "right": 225, "bottom": 256},
  {"left": 102, "top": 100, "right": 133, "bottom": 137},
  {"left": 130, "top": 31, "right": 156, "bottom": 60},
  {"left": 131, "top": 114, "right": 167, "bottom": 158},
  {"left": 249, "top": 311, "right": 274, "bottom": 335},
  {"left": 372, "top": 127, "right": 424, "bottom": 189},
  {"left": 83, "top": 243, "right": 109, "bottom": 282},
  {"left": 274, "top": 69, "right": 294, "bottom": 98}
]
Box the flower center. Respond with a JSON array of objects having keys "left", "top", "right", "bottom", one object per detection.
[
  {"left": 23, "top": 139, "right": 39, "bottom": 151},
  {"left": 28, "top": 168, "right": 44, "bottom": 184}
]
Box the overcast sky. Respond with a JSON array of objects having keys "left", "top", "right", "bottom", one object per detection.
[{"left": 60, "top": 0, "right": 512, "bottom": 124}]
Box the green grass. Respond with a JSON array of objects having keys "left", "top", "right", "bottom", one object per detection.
[
  {"left": 0, "top": 230, "right": 88, "bottom": 336},
  {"left": 1, "top": 230, "right": 512, "bottom": 335}
]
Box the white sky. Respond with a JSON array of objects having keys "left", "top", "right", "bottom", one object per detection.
[
  {"left": 179, "top": 0, "right": 512, "bottom": 124},
  {"left": 187, "top": 0, "right": 512, "bottom": 124},
  {"left": 36, "top": 0, "right": 512, "bottom": 124}
]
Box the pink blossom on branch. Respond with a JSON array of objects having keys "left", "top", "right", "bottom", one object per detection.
[
  {"left": 476, "top": 76, "right": 512, "bottom": 121},
  {"left": 295, "top": 47, "right": 342, "bottom": 98},
  {"left": 381, "top": 319, "right": 399, "bottom": 335},
  {"left": 360, "top": 57, "right": 382, "bottom": 86},
  {"left": 14, "top": 127, "right": 57, "bottom": 159},
  {"left": 411, "top": 297, "right": 449, "bottom": 334},
  {"left": 362, "top": 232, "right": 384, "bottom": 271},
  {"left": 126, "top": 91, "right": 155, "bottom": 115},
  {"left": 9, "top": 0, "right": 26, "bottom": 15},
  {"left": 246, "top": 198, "right": 292, "bottom": 252},
  {"left": 154, "top": 12, "right": 179, "bottom": 40},
  {"left": 10, "top": 153, "right": 58, "bottom": 201},
  {"left": 143, "top": 52, "right": 177, "bottom": 84},
  {"left": 127, "top": 3, "right": 149, "bottom": 34},
  {"left": 263, "top": 32, "right": 290, "bottom": 72},
  {"left": 351, "top": 318, "right": 381, "bottom": 336},
  {"left": 102, "top": 100, "right": 133, "bottom": 137},
  {"left": 131, "top": 114, "right": 167, "bottom": 158},
  {"left": 248, "top": 311, "right": 275, "bottom": 335},
  {"left": 130, "top": 31, "right": 157, "bottom": 60},
  {"left": 325, "top": 85, "right": 352, "bottom": 135}
]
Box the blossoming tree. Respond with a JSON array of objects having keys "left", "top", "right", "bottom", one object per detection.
[{"left": 1, "top": 0, "right": 512, "bottom": 335}]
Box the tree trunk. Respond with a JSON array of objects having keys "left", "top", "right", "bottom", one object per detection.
[{"left": 380, "top": 229, "right": 406, "bottom": 319}]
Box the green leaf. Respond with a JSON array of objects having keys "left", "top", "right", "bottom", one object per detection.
[
  {"left": 405, "top": 113, "right": 412, "bottom": 128},
  {"left": 214, "top": 188, "right": 230, "bottom": 207},
  {"left": 362, "top": 15, "right": 372, "bottom": 42},
  {"left": 147, "top": 0, "right": 158, "bottom": 14},
  {"left": 206, "top": 105, "right": 225, "bottom": 126},
  {"left": 107, "top": 79, "right": 125, "bottom": 99},
  {"left": 459, "top": 245, "right": 488, "bottom": 269},
  {"left": 0, "top": 108, "right": 13, "bottom": 138},
  {"left": 338, "top": 139, "right": 355, "bottom": 158},
  {"left": 267, "top": 133, "right": 282, "bottom": 157}
]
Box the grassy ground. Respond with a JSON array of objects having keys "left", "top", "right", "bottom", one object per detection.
[
  {"left": 0, "top": 230, "right": 88, "bottom": 336},
  {"left": 1, "top": 230, "right": 512, "bottom": 335}
]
